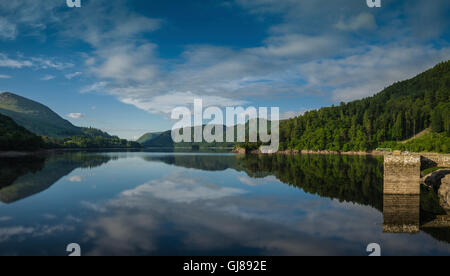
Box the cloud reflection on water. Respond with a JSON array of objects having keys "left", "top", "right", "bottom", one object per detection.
[{"left": 79, "top": 172, "right": 450, "bottom": 256}]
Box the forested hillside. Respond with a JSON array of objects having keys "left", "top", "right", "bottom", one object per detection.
[
  {"left": 279, "top": 61, "right": 450, "bottom": 153},
  {"left": 0, "top": 93, "right": 141, "bottom": 151},
  {"left": 42, "top": 127, "right": 142, "bottom": 149},
  {"left": 0, "top": 92, "right": 82, "bottom": 137},
  {"left": 0, "top": 114, "right": 44, "bottom": 151}
]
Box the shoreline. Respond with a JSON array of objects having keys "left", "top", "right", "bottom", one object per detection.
[
  {"left": 0, "top": 148, "right": 143, "bottom": 158},
  {"left": 1, "top": 147, "right": 449, "bottom": 160},
  {"left": 232, "top": 147, "right": 450, "bottom": 158}
]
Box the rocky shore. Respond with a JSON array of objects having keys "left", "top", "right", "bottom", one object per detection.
[
  {"left": 422, "top": 169, "right": 450, "bottom": 214},
  {"left": 440, "top": 175, "right": 450, "bottom": 214}
]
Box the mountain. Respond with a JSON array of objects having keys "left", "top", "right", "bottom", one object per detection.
[
  {"left": 138, "top": 120, "right": 269, "bottom": 148},
  {"left": 278, "top": 60, "right": 450, "bottom": 153},
  {"left": 0, "top": 92, "right": 141, "bottom": 150},
  {"left": 136, "top": 132, "right": 163, "bottom": 144},
  {"left": 0, "top": 92, "right": 82, "bottom": 138},
  {"left": 0, "top": 113, "right": 44, "bottom": 151}
]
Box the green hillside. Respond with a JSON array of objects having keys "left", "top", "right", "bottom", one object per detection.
[
  {"left": 0, "top": 92, "right": 82, "bottom": 138},
  {"left": 139, "top": 120, "right": 268, "bottom": 148},
  {"left": 136, "top": 62, "right": 450, "bottom": 153},
  {"left": 43, "top": 127, "right": 142, "bottom": 149},
  {"left": 0, "top": 93, "right": 141, "bottom": 150},
  {"left": 278, "top": 61, "right": 450, "bottom": 153},
  {"left": 137, "top": 132, "right": 163, "bottom": 144},
  {"left": 0, "top": 113, "right": 44, "bottom": 151}
]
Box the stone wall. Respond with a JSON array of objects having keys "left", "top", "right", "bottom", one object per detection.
[
  {"left": 420, "top": 153, "right": 450, "bottom": 168},
  {"left": 383, "top": 194, "right": 420, "bottom": 234},
  {"left": 384, "top": 155, "right": 421, "bottom": 194},
  {"left": 439, "top": 175, "right": 450, "bottom": 214}
]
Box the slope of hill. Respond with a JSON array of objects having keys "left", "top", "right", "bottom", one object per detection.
[
  {"left": 0, "top": 92, "right": 82, "bottom": 138},
  {"left": 0, "top": 93, "right": 141, "bottom": 150},
  {"left": 137, "top": 132, "right": 163, "bottom": 144},
  {"left": 0, "top": 113, "right": 44, "bottom": 151},
  {"left": 139, "top": 119, "right": 270, "bottom": 148},
  {"left": 401, "top": 128, "right": 430, "bottom": 144},
  {"left": 278, "top": 61, "right": 450, "bottom": 153}
]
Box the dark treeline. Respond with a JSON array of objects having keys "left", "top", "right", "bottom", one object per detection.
[
  {"left": 0, "top": 112, "right": 141, "bottom": 151},
  {"left": 0, "top": 114, "right": 44, "bottom": 151},
  {"left": 42, "top": 127, "right": 142, "bottom": 149},
  {"left": 238, "top": 154, "right": 385, "bottom": 210},
  {"left": 278, "top": 61, "right": 450, "bottom": 153},
  {"left": 0, "top": 153, "right": 114, "bottom": 204},
  {"left": 43, "top": 136, "right": 141, "bottom": 149},
  {"left": 0, "top": 156, "right": 45, "bottom": 189}
]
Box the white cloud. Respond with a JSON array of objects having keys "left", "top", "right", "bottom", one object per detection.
[
  {"left": 121, "top": 174, "right": 246, "bottom": 204},
  {"left": 62, "top": 1, "right": 162, "bottom": 47},
  {"left": 0, "top": 226, "right": 34, "bottom": 242},
  {"left": 0, "top": 0, "right": 62, "bottom": 39},
  {"left": 91, "top": 43, "right": 159, "bottom": 83},
  {"left": 299, "top": 45, "right": 450, "bottom": 102},
  {"left": 0, "top": 216, "right": 12, "bottom": 222},
  {"left": 42, "top": 214, "right": 57, "bottom": 220},
  {"left": 254, "top": 34, "right": 341, "bottom": 59},
  {"left": 335, "top": 13, "right": 377, "bottom": 31},
  {"left": 0, "top": 17, "right": 17, "bottom": 40},
  {"left": 119, "top": 91, "right": 247, "bottom": 115},
  {"left": 280, "top": 109, "right": 308, "bottom": 120},
  {"left": 0, "top": 74, "right": 11, "bottom": 79},
  {"left": 40, "top": 75, "right": 55, "bottom": 81},
  {"left": 67, "top": 113, "right": 85, "bottom": 119},
  {"left": 80, "top": 201, "right": 107, "bottom": 213},
  {"left": 81, "top": 81, "right": 108, "bottom": 94},
  {"left": 67, "top": 175, "right": 84, "bottom": 182},
  {"left": 0, "top": 53, "right": 32, "bottom": 68},
  {"left": 2, "top": 0, "right": 447, "bottom": 119},
  {"left": 238, "top": 175, "right": 275, "bottom": 186},
  {"left": 65, "top": 72, "right": 82, "bottom": 80},
  {"left": 31, "top": 57, "right": 73, "bottom": 70},
  {"left": 0, "top": 53, "right": 73, "bottom": 71}
]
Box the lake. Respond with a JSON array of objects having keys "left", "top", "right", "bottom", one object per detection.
[{"left": 0, "top": 151, "right": 449, "bottom": 256}]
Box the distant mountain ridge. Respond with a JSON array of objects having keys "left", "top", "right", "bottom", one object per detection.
[
  {"left": 0, "top": 92, "right": 82, "bottom": 138},
  {"left": 0, "top": 92, "right": 141, "bottom": 150},
  {"left": 137, "top": 119, "right": 270, "bottom": 148},
  {"left": 136, "top": 132, "right": 164, "bottom": 144}
]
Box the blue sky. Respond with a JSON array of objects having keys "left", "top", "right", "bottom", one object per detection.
[{"left": 0, "top": 0, "right": 449, "bottom": 140}]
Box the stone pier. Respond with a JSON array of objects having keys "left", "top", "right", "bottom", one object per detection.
[
  {"left": 382, "top": 154, "right": 450, "bottom": 234},
  {"left": 384, "top": 155, "right": 421, "bottom": 195},
  {"left": 383, "top": 194, "right": 420, "bottom": 234}
]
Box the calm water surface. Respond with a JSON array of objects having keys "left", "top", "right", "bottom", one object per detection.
[{"left": 0, "top": 151, "right": 449, "bottom": 256}]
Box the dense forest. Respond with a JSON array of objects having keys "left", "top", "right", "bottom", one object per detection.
[
  {"left": 0, "top": 114, "right": 44, "bottom": 151},
  {"left": 42, "top": 127, "right": 142, "bottom": 149},
  {"left": 141, "top": 61, "right": 449, "bottom": 153},
  {"left": 0, "top": 92, "right": 82, "bottom": 138},
  {"left": 278, "top": 61, "right": 450, "bottom": 153}
]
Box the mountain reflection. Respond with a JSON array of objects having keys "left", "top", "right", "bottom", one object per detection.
[
  {"left": 144, "top": 154, "right": 384, "bottom": 210},
  {"left": 0, "top": 151, "right": 448, "bottom": 249},
  {"left": 0, "top": 152, "right": 113, "bottom": 204}
]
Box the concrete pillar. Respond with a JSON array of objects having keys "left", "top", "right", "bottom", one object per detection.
[
  {"left": 383, "top": 194, "right": 420, "bottom": 234},
  {"left": 384, "top": 155, "right": 421, "bottom": 195}
]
